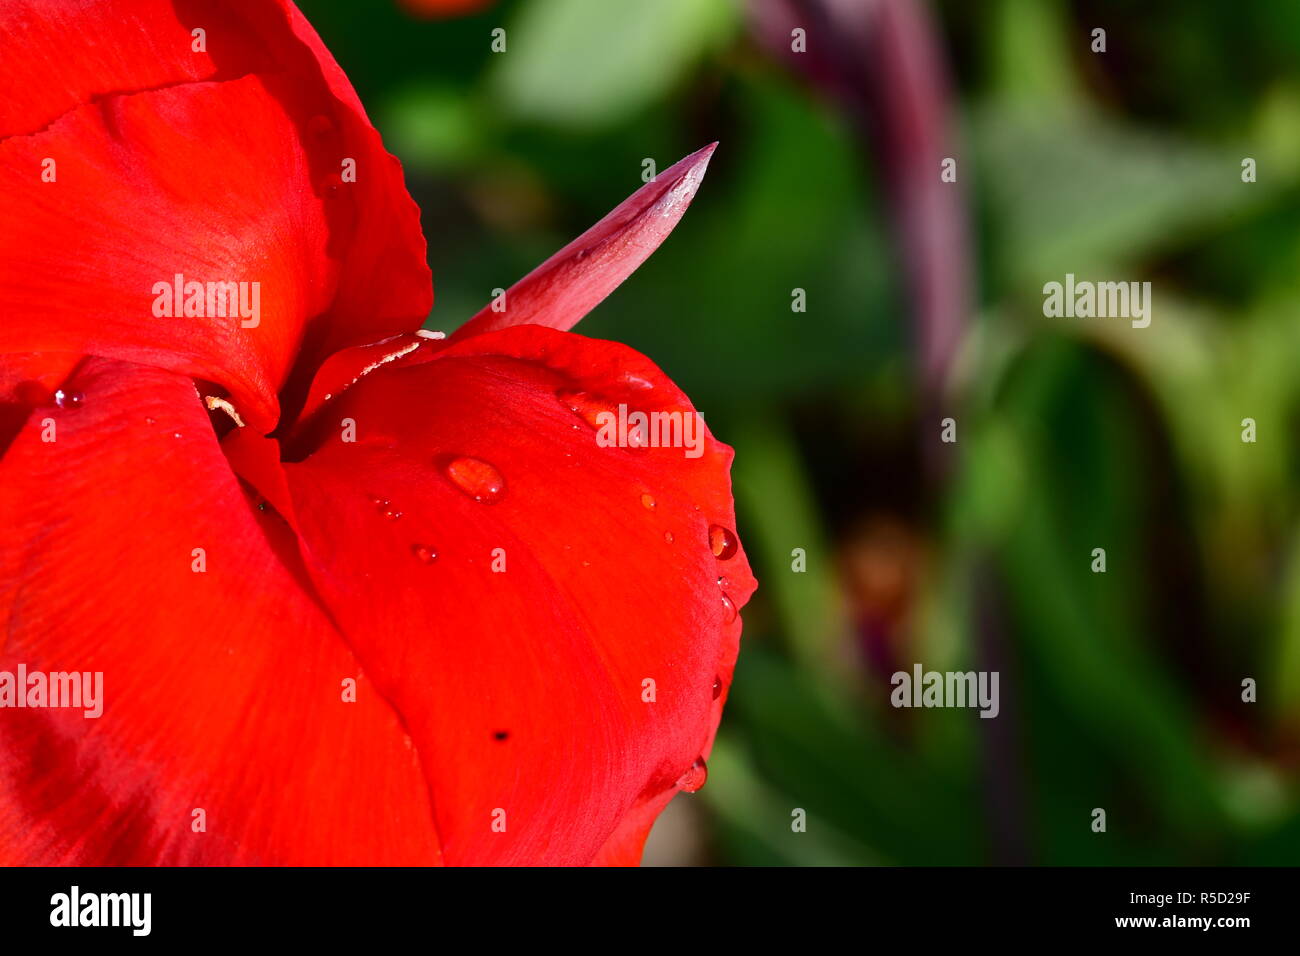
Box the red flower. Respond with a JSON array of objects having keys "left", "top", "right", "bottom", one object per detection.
[{"left": 0, "top": 0, "right": 754, "bottom": 865}]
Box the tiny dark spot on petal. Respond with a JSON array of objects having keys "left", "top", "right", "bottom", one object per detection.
[{"left": 493, "top": 731, "right": 510, "bottom": 741}]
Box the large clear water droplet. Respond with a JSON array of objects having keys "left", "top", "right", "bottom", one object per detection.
[
  {"left": 443, "top": 456, "right": 507, "bottom": 504},
  {"left": 720, "top": 593, "right": 738, "bottom": 624},
  {"left": 640, "top": 493, "right": 656, "bottom": 510},
  {"left": 708, "top": 524, "right": 738, "bottom": 560},
  {"left": 677, "top": 757, "right": 708, "bottom": 793},
  {"left": 555, "top": 389, "right": 615, "bottom": 431}
]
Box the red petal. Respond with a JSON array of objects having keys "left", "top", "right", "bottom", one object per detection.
[
  {"left": 264, "top": 325, "right": 754, "bottom": 865},
  {"left": 0, "top": 352, "right": 83, "bottom": 452},
  {"left": 0, "top": 1, "right": 431, "bottom": 431},
  {"left": 590, "top": 789, "right": 678, "bottom": 866},
  {"left": 0, "top": 358, "right": 441, "bottom": 864},
  {"left": 451, "top": 144, "right": 716, "bottom": 340},
  {"left": 294, "top": 330, "right": 445, "bottom": 426}
]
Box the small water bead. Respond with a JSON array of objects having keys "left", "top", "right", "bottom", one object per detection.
[
  {"left": 411, "top": 544, "right": 437, "bottom": 564},
  {"left": 556, "top": 389, "right": 616, "bottom": 431},
  {"left": 708, "top": 524, "right": 738, "bottom": 560},
  {"left": 306, "top": 113, "right": 336, "bottom": 140},
  {"left": 718, "top": 573, "right": 736, "bottom": 622},
  {"left": 663, "top": 531, "right": 674, "bottom": 544},
  {"left": 372, "top": 497, "right": 402, "bottom": 520},
  {"left": 557, "top": 388, "right": 650, "bottom": 450},
  {"left": 712, "top": 676, "right": 722, "bottom": 699},
  {"left": 640, "top": 493, "right": 656, "bottom": 510},
  {"left": 443, "top": 456, "right": 507, "bottom": 504},
  {"left": 53, "top": 389, "right": 84, "bottom": 409},
  {"left": 677, "top": 757, "right": 708, "bottom": 793}
]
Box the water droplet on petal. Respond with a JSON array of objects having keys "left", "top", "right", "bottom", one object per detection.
[
  {"left": 411, "top": 544, "right": 437, "bottom": 564},
  {"left": 307, "top": 113, "right": 336, "bottom": 139},
  {"left": 443, "top": 456, "right": 506, "bottom": 504},
  {"left": 664, "top": 531, "right": 674, "bottom": 544},
  {"left": 640, "top": 493, "right": 656, "bottom": 510},
  {"left": 677, "top": 757, "right": 708, "bottom": 793},
  {"left": 708, "top": 524, "right": 738, "bottom": 560},
  {"left": 54, "top": 389, "right": 84, "bottom": 409},
  {"left": 370, "top": 497, "right": 402, "bottom": 520},
  {"left": 556, "top": 389, "right": 616, "bottom": 431},
  {"left": 712, "top": 676, "right": 722, "bottom": 699},
  {"left": 721, "top": 592, "right": 737, "bottom": 623}
]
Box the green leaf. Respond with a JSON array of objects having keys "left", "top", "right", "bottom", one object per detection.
[
  {"left": 727, "top": 648, "right": 982, "bottom": 863},
  {"left": 729, "top": 411, "right": 854, "bottom": 688},
  {"left": 985, "top": 339, "right": 1229, "bottom": 850},
  {"left": 974, "top": 104, "right": 1275, "bottom": 290},
  {"left": 491, "top": 0, "right": 735, "bottom": 128},
  {"left": 703, "top": 735, "right": 880, "bottom": 866}
]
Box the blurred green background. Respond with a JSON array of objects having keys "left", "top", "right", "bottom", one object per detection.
[{"left": 298, "top": 0, "right": 1300, "bottom": 864}]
